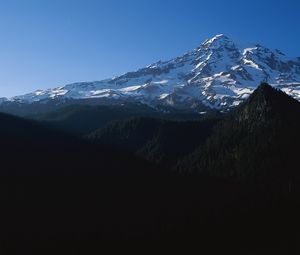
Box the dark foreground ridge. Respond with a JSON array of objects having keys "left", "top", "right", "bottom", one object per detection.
[
  {"left": 0, "top": 83, "right": 298, "bottom": 254},
  {"left": 178, "top": 83, "right": 300, "bottom": 186}
]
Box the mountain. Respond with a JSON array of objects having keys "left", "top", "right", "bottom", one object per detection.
[
  {"left": 177, "top": 83, "right": 300, "bottom": 189},
  {"left": 31, "top": 103, "right": 162, "bottom": 136},
  {"left": 0, "top": 84, "right": 298, "bottom": 254},
  {"left": 30, "top": 103, "right": 216, "bottom": 136},
  {"left": 0, "top": 107, "right": 255, "bottom": 251},
  {"left": 1, "top": 34, "right": 300, "bottom": 116},
  {"left": 83, "top": 83, "right": 300, "bottom": 188},
  {"left": 87, "top": 117, "right": 220, "bottom": 166},
  {"left": 0, "top": 111, "right": 157, "bottom": 176}
]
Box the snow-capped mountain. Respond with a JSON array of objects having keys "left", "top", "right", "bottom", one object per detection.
[{"left": 4, "top": 34, "right": 300, "bottom": 111}]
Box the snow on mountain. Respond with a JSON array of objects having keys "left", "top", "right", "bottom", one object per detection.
[{"left": 5, "top": 34, "right": 300, "bottom": 111}]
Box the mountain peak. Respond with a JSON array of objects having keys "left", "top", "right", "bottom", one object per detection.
[
  {"left": 205, "top": 34, "right": 228, "bottom": 42},
  {"left": 1, "top": 36, "right": 300, "bottom": 115},
  {"left": 237, "top": 83, "right": 300, "bottom": 124},
  {"left": 249, "top": 82, "right": 288, "bottom": 103},
  {"left": 253, "top": 82, "right": 274, "bottom": 94},
  {"left": 201, "top": 34, "right": 235, "bottom": 49}
]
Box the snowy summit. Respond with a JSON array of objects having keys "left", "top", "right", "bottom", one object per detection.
[{"left": 3, "top": 34, "right": 300, "bottom": 111}]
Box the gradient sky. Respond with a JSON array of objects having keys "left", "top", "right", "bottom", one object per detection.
[{"left": 0, "top": 0, "right": 299, "bottom": 97}]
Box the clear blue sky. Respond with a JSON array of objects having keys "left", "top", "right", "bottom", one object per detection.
[{"left": 0, "top": 0, "right": 299, "bottom": 97}]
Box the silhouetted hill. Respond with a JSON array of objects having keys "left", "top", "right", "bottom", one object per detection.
[{"left": 178, "top": 83, "right": 300, "bottom": 191}]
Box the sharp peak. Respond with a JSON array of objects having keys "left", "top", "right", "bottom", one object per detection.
[
  {"left": 250, "top": 83, "right": 282, "bottom": 98},
  {"left": 204, "top": 34, "right": 231, "bottom": 42},
  {"left": 248, "top": 83, "right": 298, "bottom": 106},
  {"left": 256, "top": 82, "right": 274, "bottom": 91},
  {"left": 200, "top": 34, "right": 235, "bottom": 48},
  {"left": 212, "top": 34, "right": 229, "bottom": 39},
  {"left": 234, "top": 83, "right": 300, "bottom": 123}
]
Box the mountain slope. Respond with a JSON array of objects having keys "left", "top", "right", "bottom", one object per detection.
[
  {"left": 31, "top": 103, "right": 161, "bottom": 135},
  {"left": 87, "top": 117, "right": 220, "bottom": 165},
  {"left": 0, "top": 85, "right": 298, "bottom": 253},
  {"left": 177, "top": 83, "right": 300, "bottom": 189},
  {"left": 1, "top": 34, "right": 300, "bottom": 115},
  {"left": 0, "top": 111, "right": 156, "bottom": 176},
  {"left": 30, "top": 103, "right": 214, "bottom": 136}
]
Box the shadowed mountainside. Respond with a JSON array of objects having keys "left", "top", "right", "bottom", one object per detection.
[
  {"left": 0, "top": 83, "right": 298, "bottom": 254},
  {"left": 177, "top": 83, "right": 300, "bottom": 191}
]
